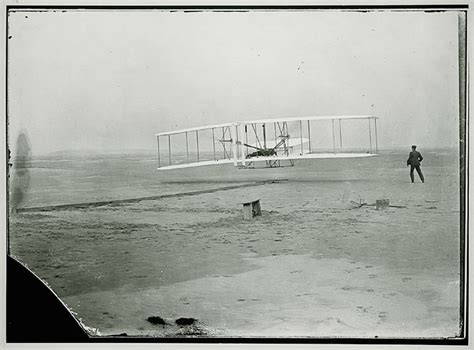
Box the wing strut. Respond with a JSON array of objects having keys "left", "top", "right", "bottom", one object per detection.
[
  {"left": 185, "top": 132, "right": 189, "bottom": 163},
  {"left": 263, "top": 124, "right": 267, "bottom": 149},
  {"left": 338, "top": 119, "right": 343, "bottom": 150},
  {"left": 273, "top": 122, "right": 277, "bottom": 147},
  {"left": 196, "top": 130, "right": 200, "bottom": 162},
  {"left": 212, "top": 128, "right": 216, "bottom": 161},
  {"left": 299, "top": 120, "right": 303, "bottom": 154},
  {"left": 232, "top": 125, "right": 238, "bottom": 166},
  {"left": 245, "top": 125, "right": 249, "bottom": 157},
  {"left": 368, "top": 118, "right": 372, "bottom": 153},
  {"left": 156, "top": 135, "right": 161, "bottom": 168},
  {"left": 168, "top": 135, "right": 172, "bottom": 165},
  {"left": 332, "top": 119, "right": 336, "bottom": 153},
  {"left": 375, "top": 118, "right": 379, "bottom": 153},
  {"left": 307, "top": 120, "right": 311, "bottom": 153}
]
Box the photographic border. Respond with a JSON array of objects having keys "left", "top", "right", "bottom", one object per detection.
[{"left": 3, "top": 3, "right": 469, "bottom": 345}]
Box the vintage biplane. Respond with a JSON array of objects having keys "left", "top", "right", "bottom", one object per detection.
[{"left": 155, "top": 115, "right": 378, "bottom": 170}]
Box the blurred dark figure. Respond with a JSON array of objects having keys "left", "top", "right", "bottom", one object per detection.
[
  {"left": 406, "top": 145, "right": 424, "bottom": 183},
  {"left": 7, "top": 133, "right": 89, "bottom": 342},
  {"left": 10, "top": 131, "right": 32, "bottom": 213}
]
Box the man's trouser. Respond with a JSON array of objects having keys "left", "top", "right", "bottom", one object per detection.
[{"left": 410, "top": 165, "right": 424, "bottom": 183}]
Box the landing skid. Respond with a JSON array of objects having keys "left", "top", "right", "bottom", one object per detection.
[
  {"left": 265, "top": 159, "right": 295, "bottom": 168},
  {"left": 238, "top": 159, "right": 295, "bottom": 169}
]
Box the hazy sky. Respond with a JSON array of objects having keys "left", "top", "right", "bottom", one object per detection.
[{"left": 8, "top": 9, "right": 460, "bottom": 155}]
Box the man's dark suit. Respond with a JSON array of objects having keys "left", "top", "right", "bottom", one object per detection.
[{"left": 407, "top": 150, "right": 424, "bottom": 183}]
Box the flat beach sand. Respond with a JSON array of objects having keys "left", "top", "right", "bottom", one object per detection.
[{"left": 9, "top": 149, "right": 462, "bottom": 338}]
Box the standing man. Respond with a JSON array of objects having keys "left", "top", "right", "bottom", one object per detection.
[{"left": 407, "top": 145, "right": 425, "bottom": 183}]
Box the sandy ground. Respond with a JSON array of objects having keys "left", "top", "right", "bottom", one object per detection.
[{"left": 8, "top": 149, "right": 462, "bottom": 339}]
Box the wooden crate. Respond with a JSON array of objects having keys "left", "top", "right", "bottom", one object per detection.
[{"left": 242, "top": 199, "right": 262, "bottom": 220}]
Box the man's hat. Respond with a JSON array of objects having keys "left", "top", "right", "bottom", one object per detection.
[{"left": 411, "top": 145, "right": 417, "bottom": 149}]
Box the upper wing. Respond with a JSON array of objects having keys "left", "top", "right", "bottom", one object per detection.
[
  {"left": 240, "top": 115, "right": 375, "bottom": 124},
  {"left": 155, "top": 122, "right": 236, "bottom": 137}
]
